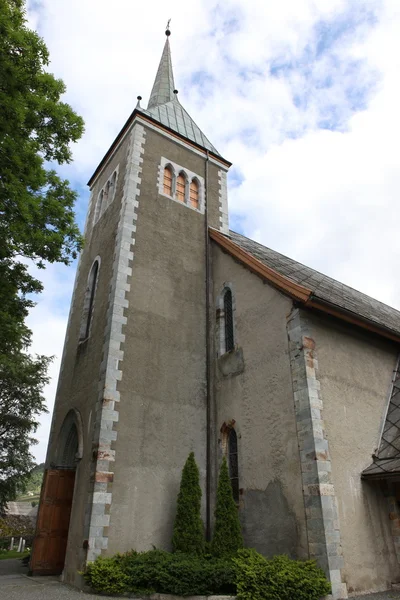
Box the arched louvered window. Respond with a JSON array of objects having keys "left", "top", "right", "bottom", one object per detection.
[
  {"left": 224, "top": 288, "right": 234, "bottom": 352},
  {"left": 80, "top": 259, "right": 99, "bottom": 341},
  {"left": 228, "top": 428, "right": 239, "bottom": 504},
  {"left": 176, "top": 173, "right": 186, "bottom": 203},
  {"left": 190, "top": 179, "right": 199, "bottom": 209},
  {"left": 163, "top": 165, "right": 173, "bottom": 196}
]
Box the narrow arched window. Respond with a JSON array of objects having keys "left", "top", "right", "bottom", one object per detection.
[
  {"left": 163, "top": 165, "right": 173, "bottom": 196},
  {"left": 224, "top": 289, "right": 234, "bottom": 352},
  {"left": 109, "top": 171, "right": 117, "bottom": 202},
  {"left": 104, "top": 181, "right": 110, "bottom": 207},
  {"left": 94, "top": 190, "right": 104, "bottom": 223},
  {"left": 80, "top": 260, "right": 99, "bottom": 341},
  {"left": 190, "top": 179, "right": 199, "bottom": 209},
  {"left": 176, "top": 173, "right": 186, "bottom": 203},
  {"left": 228, "top": 428, "right": 239, "bottom": 504}
]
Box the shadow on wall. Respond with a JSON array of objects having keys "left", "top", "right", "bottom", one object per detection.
[{"left": 240, "top": 480, "right": 298, "bottom": 558}]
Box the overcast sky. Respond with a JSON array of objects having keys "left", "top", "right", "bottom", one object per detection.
[{"left": 26, "top": 0, "right": 400, "bottom": 462}]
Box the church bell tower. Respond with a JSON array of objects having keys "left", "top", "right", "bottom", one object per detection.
[{"left": 32, "top": 27, "right": 231, "bottom": 583}]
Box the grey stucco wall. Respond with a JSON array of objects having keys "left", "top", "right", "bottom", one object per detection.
[
  {"left": 106, "top": 126, "right": 225, "bottom": 554},
  {"left": 307, "top": 312, "right": 400, "bottom": 594},
  {"left": 44, "top": 133, "right": 130, "bottom": 585},
  {"left": 211, "top": 244, "right": 308, "bottom": 559}
]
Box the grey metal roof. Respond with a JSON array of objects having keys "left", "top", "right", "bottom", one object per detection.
[
  {"left": 230, "top": 230, "right": 400, "bottom": 337},
  {"left": 148, "top": 38, "right": 175, "bottom": 109},
  {"left": 141, "top": 100, "right": 220, "bottom": 155},
  {"left": 142, "top": 35, "right": 220, "bottom": 156}
]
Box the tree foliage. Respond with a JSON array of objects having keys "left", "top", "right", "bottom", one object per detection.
[
  {"left": 172, "top": 452, "right": 205, "bottom": 555},
  {"left": 211, "top": 456, "right": 243, "bottom": 557},
  {"left": 0, "top": 0, "right": 84, "bottom": 510}
]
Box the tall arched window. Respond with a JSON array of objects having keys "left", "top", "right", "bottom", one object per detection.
[
  {"left": 228, "top": 428, "right": 239, "bottom": 504},
  {"left": 80, "top": 259, "right": 99, "bottom": 341},
  {"left": 176, "top": 172, "right": 186, "bottom": 202},
  {"left": 190, "top": 179, "right": 199, "bottom": 209},
  {"left": 163, "top": 165, "right": 173, "bottom": 196},
  {"left": 224, "top": 288, "right": 234, "bottom": 352}
]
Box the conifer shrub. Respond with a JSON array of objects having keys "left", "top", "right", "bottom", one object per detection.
[
  {"left": 233, "top": 549, "right": 331, "bottom": 600},
  {"left": 83, "top": 549, "right": 236, "bottom": 596},
  {"left": 120, "top": 549, "right": 236, "bottom": 596},
  {"left": 82, "top": 555, "right": 129, "bottom": 595},
  {"left": 172, "top": 452, "right": 205, "bottom": 555},
  {"left": 211, "top": 456, "right": 243, "bottom": 557}
]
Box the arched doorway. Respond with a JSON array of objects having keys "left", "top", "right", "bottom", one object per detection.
[{"left": 30, "top": 410, "right": 83, "bottom": 575}]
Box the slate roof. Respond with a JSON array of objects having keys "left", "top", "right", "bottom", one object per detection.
[
  {"left": 141, "top": 34, "right": 220, "bottom": 156},
  {"left": 230, "top": 230, "right": 400, "bottom": 338}
]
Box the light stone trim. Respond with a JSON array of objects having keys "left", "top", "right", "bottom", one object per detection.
[
  {"left": 216, "top": 282, "right": 236, "bottom": 357},
  {"left": 45, "top": 189, "right": 94, "bottom": 466},
  {"left": 287, "top": 308, "right": 347, "bottom": 600},
  {"left": 86, "top": 123, "right": 146, "bottom": 563},
  {"left": 157, "top": 156, "right": 205, "bottom": 214},
  {"left": 218, "top": 170, "right": 229, "bottom": 234}
]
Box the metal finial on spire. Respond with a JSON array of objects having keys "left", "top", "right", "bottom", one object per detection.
[
  {"left": 165, "top": 19, "right": 171, "bottom": 36},
  {"left": 136, "top": 95, "right": 142, "bottom": 108}
]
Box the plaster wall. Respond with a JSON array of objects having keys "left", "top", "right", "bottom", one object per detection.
[
  {"left": 308, "top": 313, "right": 399, "bottom": 594},
  {"left": 107, "top": 127, "right": 224, "bottom": 554},
  {"left": 44, "top": 135, "right": 130, "bottom": 584},
  {"left": 211, "top": 245, "right": 308, "bottom": 559}
]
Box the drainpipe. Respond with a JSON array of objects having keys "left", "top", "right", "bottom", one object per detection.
[{"left": 204, "top": 150, "right": 212, "bottom": 541}]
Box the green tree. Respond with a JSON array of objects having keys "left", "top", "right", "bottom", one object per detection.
[
  {"left": 172, "top": 452, "right": 205, "bottom": 555},
  {"left": 211, "top": 457, "right": 243, "bottom": 557},
  {"left": 0, "top": 0, "right": 84, "bottom": 510}
]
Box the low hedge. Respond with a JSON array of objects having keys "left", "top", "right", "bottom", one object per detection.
[
  {"left": 233, "top": 549, "right": 331, "bottom": 600},
  {"left": 83, "top": 548, "right": 331, "bottom": 599},
  {"left": 83, "top": 549, "right": 235, "bottom": 596}
]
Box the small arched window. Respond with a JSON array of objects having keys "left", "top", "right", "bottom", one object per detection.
[
  {"left": 224, "top": 288, "right": 234, "bottom": 352},
  {"left": 190, "top": 179, "right": 199, "bottom": 209},
  {"left": 80, "top": 260, "right": 99, "bottom": 341},
  {"left": 228, "top": 428, "right": 239, "bottom": 504},
  {"left": 176, "top": 173, "right": 186, "bottom": 203},
  {"left": 163, "top": 165, "right": 173, "bottom": 196}
]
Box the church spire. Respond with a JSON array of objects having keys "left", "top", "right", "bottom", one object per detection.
[{"left": 147, "top": 25, "right": 176, "bottom": 109}]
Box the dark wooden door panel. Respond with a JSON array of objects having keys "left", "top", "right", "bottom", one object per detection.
[{"left": 30, "top": 469, "right": 76, "bottom": 575}]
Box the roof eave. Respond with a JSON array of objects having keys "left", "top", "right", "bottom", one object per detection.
[
  {"left": 210, "top": 228, "right": 400, "bottom": 345},
  {"left": 87, "top": 109, "right": 231, "bottom": 188},
  {"left": 305, "top": 296, "right": 400, "bottom": 344}
]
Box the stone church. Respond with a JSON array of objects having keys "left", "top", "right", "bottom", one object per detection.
[{"left": 31, "top": 28, "right": 400, "bottom": 599}]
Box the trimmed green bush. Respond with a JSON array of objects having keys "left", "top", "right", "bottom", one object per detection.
[
  {"left": 83, "top": 555, "right": 129, "bottom": 595},
  {"left": 233, "top": 549, "right": 331, "bottom": 600},
  {"left": 172, "top": 452, "right": 205, "bottom": 555},
  {"left": 83, "top": 549, "right": 236, "bottom": 597},
  {"left": 211, "top": 456, "right": 243, "bottom": 557}
]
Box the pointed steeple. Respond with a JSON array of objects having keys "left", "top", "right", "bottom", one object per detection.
[
  {"left": 141, "top": 26, "right": 221, "bottom": 157},
  {"left": 147, "top": 29, "right": 175, "bottom": 109}
]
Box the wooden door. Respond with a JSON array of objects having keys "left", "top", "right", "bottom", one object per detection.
[{"left": 30, "top": 469, "right": 76, "bottom": 575}]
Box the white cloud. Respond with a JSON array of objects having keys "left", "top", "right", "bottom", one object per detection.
[{"left": 25, "top": 0, "right": 400, "bottom": 461}]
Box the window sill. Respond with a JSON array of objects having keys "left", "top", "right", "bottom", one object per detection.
[{"left": 218, "top": 347, "right": 244, "bottom": 377}]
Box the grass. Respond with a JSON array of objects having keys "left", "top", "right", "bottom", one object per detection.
[{"left": 0, "top": 550, "right": 30, "bottom": 560}]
